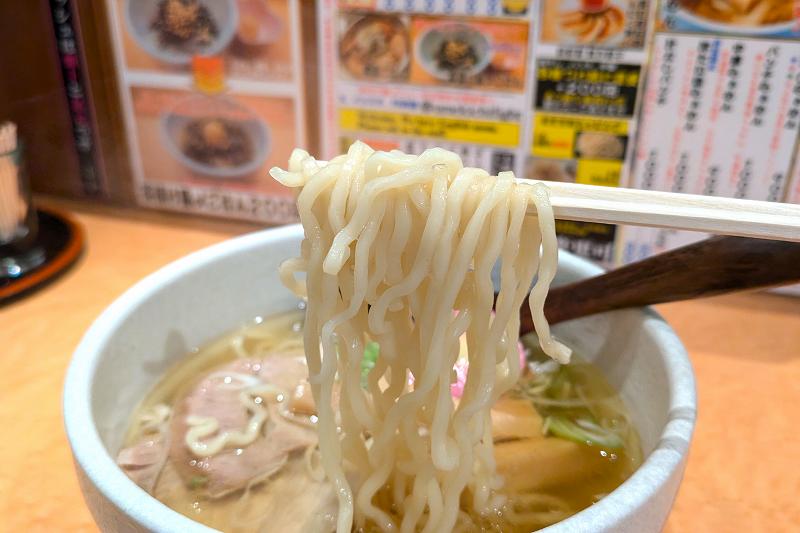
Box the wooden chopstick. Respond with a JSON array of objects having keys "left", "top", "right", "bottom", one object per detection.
[
  {"left": 295, "top": 157, "right": 799, "bottom": 241},
  {"left": 521, "top": 179, "right": 800, "bottom": 242}
]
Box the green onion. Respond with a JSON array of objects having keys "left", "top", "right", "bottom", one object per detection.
[
  {"left": 544, "top": 415, "right": 625, "bottom": 449},
  {"left": 361, "top": 342, "right": 380, "bottom": 388}
]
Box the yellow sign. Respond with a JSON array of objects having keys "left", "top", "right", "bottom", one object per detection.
[
  {"left": 501, "top": 0, "right": 528, "bottom": 14},
  {"left": 576, "top": 159, "right": 623, "bottom": 187},
  {"left": 531, "top": 122, "right": 574, "bottom": 159},
  {"left": 340, "top": 108, "right": 520, "bottom": 147},
  {"left": 555, "top": 220, "right": 615, "bottom": 238}
]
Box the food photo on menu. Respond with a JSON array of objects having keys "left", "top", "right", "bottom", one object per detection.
[
  {"left": 337, "top": 10, "right": 530, "bottom": 91},
  {"left": 104, "top": 0, "right": 307, "bottom": 224},
  {"left": 409, "top": 16, "right": 529, "bottom": 91},
  {"left": 539, "top": 0, "right": 651, "bottom": 48},
  {"left": 3, "top": 1, "right": 800, "bottom": 533},
  {"left": 121, "top": 0, "right": 294, "bottom": 79},
  {"left": 660, "top": 0, "right": 800, "bottom": 37},
  {"left": 338, "top": 13, "right": 411, "bottom": 82}
]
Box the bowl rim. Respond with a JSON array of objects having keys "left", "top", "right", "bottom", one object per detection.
[{"left": 63, "top": 224, "right": 696, "bottom": 532}]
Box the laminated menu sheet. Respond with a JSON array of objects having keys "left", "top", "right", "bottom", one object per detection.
[
  {"left": 527, "top": 0, "right": 654, "bottom": 265},
  {"left": 105, "top": 0, "right": 308, "bottom": 224},
  {"left": 618, "top": 8, "right": 800, "bottom": 265},
  {"left": 632, "top": 35, "right": 800, "bottom": 201},
  {"left": 318, "top": 0, "right": 536, "bottom": 174},
  {"left": 319, "top": 0, "right": 655, "bottom": 266}
]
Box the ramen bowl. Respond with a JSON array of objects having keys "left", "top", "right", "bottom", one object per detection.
[
  {"left": 415, "top": 23, "right": 492, "bottom": 81},
  {"left": 64, "top": 225, "right": 696, "bottom": 532},
  {"left": 339, "top": 15, "right": 410, "bottom": 81},
  {"left": 125, "top": 0, "right": 239, "bottom": 65},
  {"left": 160, "top": 95, "right": 270, "bottom": 179}
]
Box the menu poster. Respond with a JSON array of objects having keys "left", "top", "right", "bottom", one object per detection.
[
  {"left": 633, "top": 35, "right": 800, "bottom": 199},
  {"left": 619, "top": 33, "right": 800, "bottom": 264},
  {"left": 659, "top": 0, "right": 800, "bottom": 39},
  {"left": 105, "top": 0, "right": 307, "bottom": 224},
  {"left": 527, "top": 1, "right": 654, "bottom": 266},
  {"left": 319, "top": 0, "right": 535, "bottom": 177}
]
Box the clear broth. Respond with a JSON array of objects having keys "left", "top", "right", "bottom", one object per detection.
[{"left": 121, "top": 310, "right": 641, "bottom": 532}]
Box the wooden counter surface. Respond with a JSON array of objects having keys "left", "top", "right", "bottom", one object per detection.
[{"left": 1, "top": 200, "right": 798, "bottom": 532}]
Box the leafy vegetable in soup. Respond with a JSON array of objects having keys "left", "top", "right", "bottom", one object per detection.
[{"left": 118, "top": 310, "right": 641, "bottom": 532}]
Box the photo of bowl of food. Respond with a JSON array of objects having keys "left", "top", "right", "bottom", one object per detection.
[
  {"left": 414, "top": 23, "right": 492, "bottom": 82},
  {"left": 575, "top": 131, "right": 626, "bottom": 160},
  {"left": 672, "top": 0, "right": 796, "bottom": 36},
  {"left": 527, "top": 158, "right": 578, "bottom": 183},
  {"left": 339, "top": 15, "right": 409, "bottom": 81},
  {"left": 160, "top": 94, "right": 269, "bottom": 178},
  {"left": 552, "top": 0, "right": 627, "bottom": 46},
  {"left": 125, "top": 0, "right": 239, "bottom": 65}
]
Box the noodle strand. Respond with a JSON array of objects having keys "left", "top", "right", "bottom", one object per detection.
[{"left": 271, "top": 143, "right": 571, "bottom": 533}]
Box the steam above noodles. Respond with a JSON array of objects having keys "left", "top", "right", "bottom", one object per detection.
[{"left": 270, "top": 142, "right": 571, "bottom": 532}]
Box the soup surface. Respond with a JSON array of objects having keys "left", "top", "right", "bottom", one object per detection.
[{"left": 119, "top": 310, "right": 642, "bottom": 532}]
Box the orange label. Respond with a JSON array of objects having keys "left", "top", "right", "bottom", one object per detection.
[{"left": 192, "top": 56, "right": 225, "bottom": 94}]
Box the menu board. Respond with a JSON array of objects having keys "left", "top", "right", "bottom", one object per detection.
[
  {"left": 319, "top": 0, "right": 655, "bottom": 266},
  {"left": 618, "top": 2, "right": 800, "bottom": 264},
  {"left": 105, "top": 0, "right": 307, "bottom": 224},
  {"left": 318, "top": 0, "right": 536, "bottom": 176},
  {"left": 102, "top": 1, "right": 800, "bottom": 265},
  {"left": 527, "top": 1, "right": 653, "bottom": 265}
]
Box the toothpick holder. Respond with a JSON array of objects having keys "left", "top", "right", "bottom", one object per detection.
[{"left": 0, "top": 143, "right": 44, "bottom": 278}]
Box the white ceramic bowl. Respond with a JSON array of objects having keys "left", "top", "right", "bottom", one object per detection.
[
  {"left": 415, "top": 23, "right": 492, "bottom": 81},
  {"left": 160, "top": 95, "right": 270, "bottom": 179},
  {"left": 64, "top": 225, "right": 696, "bottom": 532},
  {"left": 125, "top": 0, "right": 239, "bottom": 65}
]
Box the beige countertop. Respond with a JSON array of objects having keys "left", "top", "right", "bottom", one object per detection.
[{"left": 1, "top": 200, "right": 798, "bottom": 532}]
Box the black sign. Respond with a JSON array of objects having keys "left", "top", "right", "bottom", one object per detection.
[{"left": 535, "top": 60, "right": 641, "bottom": 117}]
